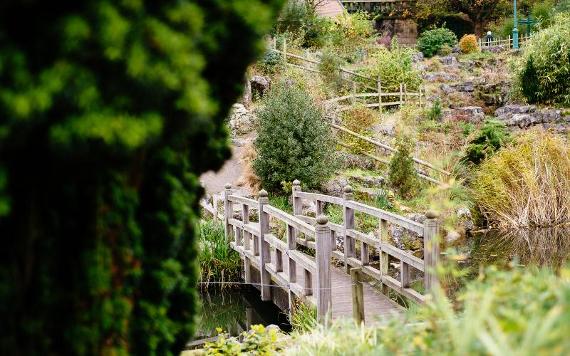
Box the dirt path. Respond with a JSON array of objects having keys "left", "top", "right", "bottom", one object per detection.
[{"left": 200, "top": 145, "right": 249, "bottom": 195}]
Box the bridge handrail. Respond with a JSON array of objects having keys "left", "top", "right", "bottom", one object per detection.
[{"left": 263, "top": 204, "right": 316, "bottom": 236}]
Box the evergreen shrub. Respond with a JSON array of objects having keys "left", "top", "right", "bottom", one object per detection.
[
  {"left": 461, "top": 120, "right": 510, "bottom": 166},
  {"left": 388, "top": 135, "right": 419, "bottom": 199},
  {"left": 417, "top": 27, "right": 458, "bottom": 58},
  {"left": 253, "top": 81, "right": 336, "bottom": 192}
]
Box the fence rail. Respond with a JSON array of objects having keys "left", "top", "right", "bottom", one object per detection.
[
  {"left": 478, "top": 34, "right": 533, "bottom": 49},
  {"left": 327, "top": 121, "right": 450, "bottom": 185},
  {"left": 221, "top": 179, "right": 441, "bottom": 324}
]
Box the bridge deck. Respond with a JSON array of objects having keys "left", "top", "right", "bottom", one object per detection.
[{"left": 295, "top": 263, "right": 404, "bottom": 321}]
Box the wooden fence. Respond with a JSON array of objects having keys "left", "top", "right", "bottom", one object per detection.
[
  {"left": 222, "top": 180, "right": 441, "bottom": 324},
  {"left": 477, "top": 33, "right": 533, "bottom": 49},
  {"left": 325, "top": 82, "right": 425, "bottom": 112},
  {"left": 327, "top": 120, "right": 451, "bottom": 185}
]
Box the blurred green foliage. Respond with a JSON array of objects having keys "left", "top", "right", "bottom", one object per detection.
[
  {"left": 0, "top": 0, "right": 283, "bottom": 355},
  {"left": 417, "top": 27, "right": 458, "bottom": 58}
]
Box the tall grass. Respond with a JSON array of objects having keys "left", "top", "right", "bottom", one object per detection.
[
  {"left": 472, "top": 129, "right": 570, "bottom": 229},
  {"left": 290, "top": 300, "right": 317, "bottom": 333},
  {"left": 199, "top": 219, "right": 241, "bottom": 287}
]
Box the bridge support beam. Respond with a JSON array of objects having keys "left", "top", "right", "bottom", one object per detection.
[{"left": 423, "top": 211, "right": 441, "bottom": 293}]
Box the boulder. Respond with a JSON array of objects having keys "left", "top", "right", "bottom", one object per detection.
[
  {"left": 456, "top": 207, "right": 474, "bottom": 231},
  {"left": 439, "top": 56, "right": 458, "bottom": 66},
  {"left": 451, "top": 81, "right": 475, "bottom": 93},
  {"left": 424, "top": 72, "right": 460, "bottom": 82},
  {"left": 322, "top": 177, "right": 349, "bottom": 197},
  {"left": 337, "top": 151, "right": 376, "bottom": 170},
  {"left": 495, "top": 105, "right": 565, "bottom": 129},
  {"left": 228, "top": 103, "right": 256, "bottom": 135},
  {"left": 452, "top": 106, "right": 485, "bottom": 123},
  {"left": 250, "top": 75, "right": 271, "bottom": 99}
]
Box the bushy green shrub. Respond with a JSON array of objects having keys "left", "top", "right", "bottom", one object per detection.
[
  {"left": 360, "top": 39, "right": 423, "bottom": 93},
  {"left": 318, "top": 49, "right": 344, "bottom": 92},
  {"left": 328, "top": 11, "right": 373, "bottom": 57},
  {"left": 388, "top": 135, "right": 419, "bottom": 199},
  {"left": 461, "top": 120, "right": 510, "bottom": 166},
  {"left": 516, "top": 14, "right": 570, "bottom": 105},
  {"left": 253, "top": 81, "right": 336, "bottom": 192},
  {"left": 459, "top": 34, "right": 479, "bottom": 54},
  {"left": 260, "top": 49, "right": 284, "bottom": 75},
  {"left": 285, "top": 267, "right": 570, "bottom": 355},
  {"left": 417, "top": 27, "right": 458, "bottom": 57},
  {"left": 204, "top": 324, "right": 286, "bottom": 355},
  {"left": 472, "top": 129, "right": 570, "bottom": 228}
]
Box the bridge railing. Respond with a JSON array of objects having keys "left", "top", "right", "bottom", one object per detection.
[
  {"left": 292, "top": 180, "right": 440, "bottom": 305},
  {"left": 223, "top": 184, "right": 332, "bottom": 323}
]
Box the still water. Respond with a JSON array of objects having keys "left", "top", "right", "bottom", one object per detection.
[
  {"left": 194, "top": 286, "right": 291, "bottom": 342},
  {"left": 469, "top": 227, "right": 570, "bottom": 269}
]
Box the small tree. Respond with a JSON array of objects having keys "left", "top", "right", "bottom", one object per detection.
[
  {"left": 253, "top": 81, "right": 335, "bottom": 192},
  {"left": 388, "top": 135, "right": 419, "bottom": 199}
]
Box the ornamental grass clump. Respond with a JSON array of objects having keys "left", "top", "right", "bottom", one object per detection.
[
  {"left": 388, "top": 135, "right": 420, "bottom": 199},
  {"left": 472, "top": 129, "right": 570, "bottom": 229},
  {"left": 459, "top": 34, "right": 479, "bottom": 54},
  {"left": 199, "top": 219, "right": 241, "bottom": 287}
]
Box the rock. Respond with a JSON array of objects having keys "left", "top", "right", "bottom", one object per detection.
[
  {"left": 228, "top": 103, "right": 256, "bottom": 136},
  {"left": 348, "top": 175, "right": 385, "bottom": 188},
  {"left": 456, "top": 207, "right": 474, "bottom": 231},
  {"left": 337, "top": 152, "right": 376, "bottom": 170},
  {"left": 301, "top": 199, "right": 317, "bottom": 217},
  {"left": 482, "top": 45, "right": 508, "bottom": 53},
  {"left": 452, "top": 46, "right": 460, "bottom": 54},
  {"left": 406, "top": 213, "right": 427, "bottom": 224},
  {"left": 373, "top": 121, "right": 396, "bottom": 137},
  {"left": 506, "top": 114, "right": 539, "bottom": 128},
  {"left": 439, "top": 56, "right": 458, "bottom": 66},
  {"left": 495, "top": 104, "right": 536, "bottom": 117},
  {"left": 424, "top": 72, "right": 460, "bottom": 82},
  {"left": 495, "top": 105, "right": 565, "bottom": 129},
  {"left": 453, "top": 106, "right": 485, "bottom": 123},
  {"left": 322, "top": 177, "right": 348, "bottom": 197},
  {"left": 445, "top": 230, "right": 462, "bottom": 245},
  {"left": 250, "top": 75, "right": 271, "bottom": 99},
  {"left": 411, "top": 52, "right": 424, "bottom": 63},
  {"left": 440, "top": 84, "right": 454, "bottom": 95},
  {"left": 451, "top": 81, "right": 475, "bottom": 93}
]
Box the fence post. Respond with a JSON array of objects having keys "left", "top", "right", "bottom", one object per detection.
[
  {"left": 223, "top": 183, "right": 233, "bottom": 243},
  {"left": 419, "top": 85, "right": 424, "bottom": 108},
  {"left": 315, "top": 215, "right": 332, "bottom": 324},
  {"left": 377, "top": 76, "right": 383, "bottom": 112},
  {"left": 404, "top": 83, "right": 408, "bottom": 104},
  {"left": 258, "top": 189, "right": 271, "bottom": 301},
  {"left": 423, "top": 211, "right": 440, "bottom": 294},
  {"left": 282, "top": 36, "right": 287, "bottom": 61},
  {"left": 399, "top": 83, "right": 403, "bottom": 106},
  {"left": 351, "top": 81, "right": 357, "bottom": 105},
  {"left": 343, "top": 185, "right": 355, "bottom": 273},
  {"left": 350, "top": 268, "right": 364, "bottom": 325}
]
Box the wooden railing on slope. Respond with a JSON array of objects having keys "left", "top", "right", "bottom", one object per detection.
[
  {"left": 327, "top": 120, "right": 451, "bottom": 185},
  {"left": 221, "top": 180, "right": 441, "bottom": 324}
]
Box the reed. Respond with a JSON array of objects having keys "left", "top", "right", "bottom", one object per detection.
[
  {"left": 472, "top": 129, "right": 570, "bottom": 229},
  {"left": 199, "top": 218, "right": 242, "bottom": 287}
]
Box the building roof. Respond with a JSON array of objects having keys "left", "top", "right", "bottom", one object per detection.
[{"left": 316, "top": 0, "right": 345, "bottom": 17}]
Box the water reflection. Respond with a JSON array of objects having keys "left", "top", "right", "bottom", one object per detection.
[
  {"left": 470, "top": 227, "right": 570, "bottom": 269},
  {"left": 195, "top": 286, "right": 291, "bottom": 341}
]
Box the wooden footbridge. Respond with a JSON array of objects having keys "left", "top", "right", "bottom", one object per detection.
[{"left": 220, "top": 180, "right": 440, "bottom": 324}]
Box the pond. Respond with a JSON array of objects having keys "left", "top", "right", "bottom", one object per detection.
[
  {"left": 469, "top": 227, "right": 570, "bottom": 269},
  {"left": 191, "top": 286, "right": 291, "bottom": 345}
]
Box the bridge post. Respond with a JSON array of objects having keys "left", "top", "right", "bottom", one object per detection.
[
  {"left": 423, "top": 211, "right": 441, "bottom": 293},
  {"left": 315, "top": 215, "right": 332, "bottom": 324},
  {"left": 223, "top": 183, "right": 233, "bottom": 243},
  {"left": 258, "top": 189, "right": 272, "bottom": 301},
  {"left": 350, "top": 268, "right": 364, "bottom": 325},
  {"left": 343, "top": 185, "right": 355, "bottom": 273},
  {"left": 292, "top": 179, "right": 302, "bottom": 216}
]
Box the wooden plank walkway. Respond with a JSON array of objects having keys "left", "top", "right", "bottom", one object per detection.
[{"left": 290, "top": 255, "right": 403, "bottom": 322}]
